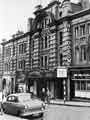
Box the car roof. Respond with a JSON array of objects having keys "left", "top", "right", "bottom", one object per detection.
[{"left": 7, "top": 93, "right": 31, "bottom": 97}]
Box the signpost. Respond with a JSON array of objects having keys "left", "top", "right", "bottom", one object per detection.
[{"left": 57, "top": 66, "right": 67, "bottom": 104}]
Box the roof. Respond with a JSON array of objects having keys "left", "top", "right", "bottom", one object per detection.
[{"left": 7, "top": 93, "right": 31, "bottom": 97}]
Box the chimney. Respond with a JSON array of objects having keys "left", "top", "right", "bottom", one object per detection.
[{"left": 27, "top": 18, "right": 34, "bottom": 32}]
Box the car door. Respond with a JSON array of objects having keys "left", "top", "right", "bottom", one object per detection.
[{"left": 4, "top": 96, "right": 12, "bottom": 113}]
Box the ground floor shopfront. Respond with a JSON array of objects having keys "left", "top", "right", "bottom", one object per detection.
[
  {"left": 70, "top": 66, "right": 90, "bottom": 100},
  {"left": 27, "top": 71, "right": 64, "bottom": 100}
]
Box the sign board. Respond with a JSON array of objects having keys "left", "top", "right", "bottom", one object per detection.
[{"left": 57, "top": 66, "right": 67, "bottom": 78}]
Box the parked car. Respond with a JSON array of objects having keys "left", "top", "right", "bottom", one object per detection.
[{"left": 2, "top": 93, "right": 46, "bottom": 117}]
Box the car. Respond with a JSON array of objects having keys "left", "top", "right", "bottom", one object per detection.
[{"left": 2, "top": 93, "right": 46, "bottom": 117}]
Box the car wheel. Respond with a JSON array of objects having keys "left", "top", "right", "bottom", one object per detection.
[
  {"left": 3, "top": 108, "right": 7, "bottom": 113},
  {"left": 17, "top": 111, "right": 21, "bottom": 116},
  {"left": 39, "top": 113, "right": 43, "bottom": 117}
]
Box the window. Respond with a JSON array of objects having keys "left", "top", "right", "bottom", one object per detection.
[
  {"left": 80, "top": 24, "right": 85, "bottom": 36},
  {"left": 75, "top": 47, "right": 79, "bottom": 64},
  {"left": 81, "top": 81, "right": 86, "bottom": 90},
  {"left": 88, "top": 46, "right": 90, "bottom": 61},
  {"left": 24, "top": 43, "right": 27, "bottom": 53},
  {"left": 87, "top": 81, "right": 90, "bottom": 90},
  {"left": 18, "top": 60, "right": 25, "bottom": 70},
  {"left": 80, "top": 45, "right": 87, "bottom": 61},
  {"left": 45, "top": 18, "right": 47, "bottom": 28},
  {"left": 19, "top": 43, "right": 27, "bottom": 54},
  {"left": 45, "top": 56, "right": 48, "bottom": 68},
  {"left": 13, "top": 45, "right": 15, "bottom": 56},
  {"left": 75, "top": 81, "right": 80, "bottom": 90},
  {"left": 59, "top": 12, "right": 62, "bottom": 17},
  {"left": 41, "top": 56, "right": 43, "bottom": 67},
  {"left": 87, "top": 23, "right": 90, "bottom": 34},
  {"left": 19, "top": 44, "right": 23, "bottom": 54},
  {"left": 6, "top": 47, "right": 11, "bottom": 57},
  {"left": 60, "top": 54, "right": 63, "bottom": 66},
  {"left": 59, "top": 32, "right": 63, "bottom": 45},
  {"left": 75, "top": 26, "right": 79, "bottom": 38},
  {"left": 41, "top": 56, "right": 48, "bottom": 68},
  {"left": 45, "top": 36, "right": 47, "bottom": 48}
]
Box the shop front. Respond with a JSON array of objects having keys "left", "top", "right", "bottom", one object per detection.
[
  {"left": 70, "top": 67, "right": 90, "bottom": 100},
  {"left": 27, "top": 70, "right": 64, "bottom": 99}
]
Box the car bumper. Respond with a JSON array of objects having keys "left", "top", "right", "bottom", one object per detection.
[{"left": 20, "top": 110, "right": 46, "bottom": 117}]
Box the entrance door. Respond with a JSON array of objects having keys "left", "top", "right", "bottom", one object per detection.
[
  {"left": 70, "top": 80, "right": 75, "bottom": 100},
  {"left": 55, "top": 79, "right": 63, "bottom": 99}
]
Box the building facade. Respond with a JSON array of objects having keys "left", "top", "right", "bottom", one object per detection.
[
  {"left": 2, "top": 0, "right": 90, "bottom": 100},
  {"left": 1, "top": 31, "right": 30, "bottom": 95}
]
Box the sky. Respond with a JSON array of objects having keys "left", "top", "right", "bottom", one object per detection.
[{"left": 0, "top": 0, "right": 78, "bottom": 43}]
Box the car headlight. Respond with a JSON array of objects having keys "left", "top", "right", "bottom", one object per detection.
[{"left": 24, "top": 105, "right": 29, "bottom": 110}]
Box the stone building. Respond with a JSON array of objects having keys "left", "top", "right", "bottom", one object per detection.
[
  {"left": 1, "top": 0, "right": 90, "bottom": 100},
  {"left": 1, "top": 31, "right": 30, "bottom": 94}
]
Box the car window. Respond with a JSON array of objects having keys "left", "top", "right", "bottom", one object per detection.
[
  {"left": 7, "top": 96, "right": 12, "bottom": 102},
  {"left": 7, "top": 96, "right": 17, "bottom": 102}
]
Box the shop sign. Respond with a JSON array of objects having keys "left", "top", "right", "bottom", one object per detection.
[
  {"left": 57, "top": 66, "right": 67, "bottom": 78},
  {"left": 72, "top": 73, "right": 90, "bottom": 80}
]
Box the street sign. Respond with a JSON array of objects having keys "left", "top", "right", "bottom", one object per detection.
[{"left": 57, "top": 66, "right": 67, "bottom": 78}]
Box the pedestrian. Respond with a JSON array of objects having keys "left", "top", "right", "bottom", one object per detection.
[
  {"left": 41, "top": 88, "right": 46, "bottom": 102},
  {"left": 46, "top": 88, "right": 50, "bottom": 104}
]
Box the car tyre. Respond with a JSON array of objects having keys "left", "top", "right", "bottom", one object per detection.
[
  {"left": 17, "top": 111, "right": 21, "bottom": 116},
  {"left": 39, "top": 113, "right": 43, "bottom": 117}
]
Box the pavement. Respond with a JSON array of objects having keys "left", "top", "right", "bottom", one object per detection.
[{"left": 49, "top": 99, "right": 90, "bottom": 107}]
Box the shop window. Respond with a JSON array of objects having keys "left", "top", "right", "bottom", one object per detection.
[
  {"left": 81, "top": 81, "right": 86, "bottom": 90},
  {"left": 75, "top": 81, "right": 80, "bottom": 90},
  {"left": 87, "top": 81, "right": 90, "bottom": 90},
  {"left": 80, "top": 24, "right": 85, "bottom": 36}
]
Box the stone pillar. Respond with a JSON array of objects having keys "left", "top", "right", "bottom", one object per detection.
[{"left": 62, "top": 21, "right": 72, "bottom": 101}]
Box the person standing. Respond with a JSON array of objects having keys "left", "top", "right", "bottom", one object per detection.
[{"left": 41, "top": 88, "right": 46, "bottom": 102}]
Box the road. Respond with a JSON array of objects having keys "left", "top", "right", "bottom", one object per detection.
[{"left": 1, "top": 104, "right": 90, "bottom": 120}]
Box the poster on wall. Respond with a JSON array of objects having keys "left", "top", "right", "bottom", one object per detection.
[{"left": 57, "top": 66, "right": 67, "bottom": 78}]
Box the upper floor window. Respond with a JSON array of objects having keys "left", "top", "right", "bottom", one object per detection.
[
  {"left": 41, "top": 55, "right": 48, "bottom": 68},
  {"left": 60, "top": 54, "right": 63, "bottom": 66},
  {"left": 18, "top": 60, "right": 26, "bottom": 70},
  {"left": 80, "top": 45, "right": 87, "bottom": 62},
  {"left": 19, "top": 43, "right": 27, "bottom": 54},
  {"left": 13, "top": 45, "right": 15, "bottom": 56},
  {"left": 41, "top": 56, "right": 43, "bottom": 67},
  {"left": 80, "top": 24, "right": 85, "bottom": 36},
  {"left": 59, "top": 32, "right": 63, "bottom": 45},
  {"left": 45, "top": 18, "right": 47, "bottom": 28},
  {"left": 45, "top": 56, "right": 48, "bottom": 68},
  {"left": 87, "top": 23, "right": 90, "bottom": 34},
  {"left": 45, "top": 36, "right": 48, "bottom": 48},
  {"left": 6, "top": 47, "right": 11, "bottom": 57},
  {"left": 75, "top": 26, "right": 79, "bottom": 38}
]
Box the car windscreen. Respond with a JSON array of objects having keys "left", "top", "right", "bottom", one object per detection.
[{"left": 18, "top": 94, "right": 31, "bottom": 102}]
